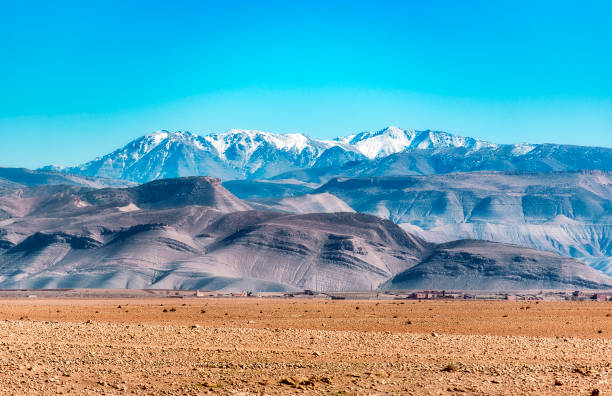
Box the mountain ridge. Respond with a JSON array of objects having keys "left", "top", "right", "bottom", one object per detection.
[{"left": 45, "top": 126, "right": 612, "bottom": 183}]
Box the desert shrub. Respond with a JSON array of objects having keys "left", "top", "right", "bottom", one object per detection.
[{"left": 441, "top": 363, "right": 459, "bottom": 372}]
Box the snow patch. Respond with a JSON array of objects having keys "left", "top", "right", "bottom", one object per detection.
[
  {"left": 511, "top": 143, "right": 536, "bottom": 156},
  {"left": 75, "top": 199, "right": 89, "bottom": 208},
  {"left": 148, "top": 131, "right": 169, "bottom": 145},
  {"left": 117, "top": 203, "right": 141, "bottom": 212}
]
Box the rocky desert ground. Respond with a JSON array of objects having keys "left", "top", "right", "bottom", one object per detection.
[{"left": 0, "top": 297, "right": 609, "bottom": 395}]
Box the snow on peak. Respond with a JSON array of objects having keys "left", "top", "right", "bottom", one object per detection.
[
  {"left": 145, "top": 130, "right": 202, "bottom": 142},
  {"left": 202, "top": 129, "right": 312, "bottom": 159},
  {"left": 99, "top": 127, "right": 504, "bottom": 168},
  {"left": 138, "top": 127, "right": 498, "bottom": 162},
  {"left": 337, "top": 127, "right": 497, "bottom": 159},
  {"left": 61, "top": 126, "right": 558, "bottom": 183},
  {"left": 225, "top": 129, "right": 309, "bottom": 151},
  {"left": 266, "top": 132, "right": 309, "bottom": 152},
  {"left": 341, "top": 127, "right": 415, "bottom": 159},
  {"left": 336, "top": 126, "right": 417, "bottom": 159},
  {"left": 146, "top": 130, "right": 170, "bottom": 144},
  {"left": 130, "top": 131, "right": 172, "bottom": 158}
]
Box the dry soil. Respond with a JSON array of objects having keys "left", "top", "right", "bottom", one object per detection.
[{"left": 0, "top": 298, "right": 609, "bottom": 395}]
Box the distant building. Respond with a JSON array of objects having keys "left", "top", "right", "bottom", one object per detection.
[{"left": 593, "top": 293, "right": 608, "bottom": 302}]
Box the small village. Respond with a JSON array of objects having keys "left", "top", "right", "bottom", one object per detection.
[
  {"left": 2, "top": 287, "right": 609, "bottom": 302},
  {"left": 195, "top": 289, "right": 612, "bottom": 301}
]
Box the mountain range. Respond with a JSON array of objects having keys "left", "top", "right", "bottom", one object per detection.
[
  {"left": 1, "top": 177, "right": 609, "bottom": 291},
  {"left": 221, "top": 171, "right": 612, "bottom": 277},
  {"left": 45, "top": 127, "right": 612, "bottom": 183},
  {"left": 0, "top": 126, "right": 610, "bottom": 290}
]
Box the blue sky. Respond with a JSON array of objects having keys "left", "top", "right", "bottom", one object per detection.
[{"left": 1, "top": 0, "right": 611, "bottom": 168}]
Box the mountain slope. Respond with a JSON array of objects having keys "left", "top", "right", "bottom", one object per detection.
[
  {"left": 0, "top": 167, "right": 135, "bottom": 189},
  {"left": 247, "top": 193, "right": 354, "bottom": 214},
  {"left": 0, "top": 177, "right": 250, "bottom": 220},
  {"left": 222, "top": 179, "right": 317, "bottom": 200},
  {"left": 382, "top": 239, "right": 611, "bottom": 290},
  {"left": 272, "top": 144, "right": 612, "bottom": 183},
  {"left": 1, "top": 177, "right": 608, "bottom": 290},
  {"left": 314, "top": 171, "right": 612, "bottom": 276}
]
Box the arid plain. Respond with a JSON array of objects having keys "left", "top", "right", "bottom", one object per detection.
[{"left": 0, "top": 298, "right": 609, "bottom": 395}]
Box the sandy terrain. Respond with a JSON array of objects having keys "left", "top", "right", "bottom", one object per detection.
[{"left": 0, "top": 298, "right": 609, "bottom": 395}]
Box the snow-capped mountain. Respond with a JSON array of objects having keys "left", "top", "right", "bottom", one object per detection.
[
  {"left": 62, "top": 129, "right": 365, "bottom": 182},
  {"left": 54, "top": 127, "right": 612, "bottom": 182},
  {"left": 57, "top": 127, "right": 487, "bottom": 182}
]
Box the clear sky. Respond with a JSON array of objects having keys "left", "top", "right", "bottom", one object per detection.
[{"left": 1, "top": 0, "right": 611, "bottom": 168}]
